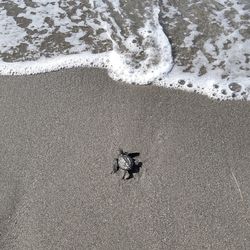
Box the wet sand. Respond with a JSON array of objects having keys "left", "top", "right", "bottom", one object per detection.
[{"left": 0, "top": 68, "right": 250, "bottom": 249}]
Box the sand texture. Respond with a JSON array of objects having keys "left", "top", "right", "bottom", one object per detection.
[{"left": 0, "top": 69, "right": 250, "bottom": 249}]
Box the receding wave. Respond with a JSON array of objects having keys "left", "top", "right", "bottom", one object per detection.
[{"left": 0, "top": 0, "right": 249, "bottom": 100}]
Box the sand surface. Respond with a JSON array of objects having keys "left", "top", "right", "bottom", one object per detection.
[{"left": 0, "top": 68, "right": 250, "bottom": 249}]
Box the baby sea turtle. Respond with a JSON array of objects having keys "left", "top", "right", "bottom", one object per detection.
[{"left": 112, "top": 149, "right": 134, "bottom": 179}]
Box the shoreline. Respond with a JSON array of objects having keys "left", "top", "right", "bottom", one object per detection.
[
  {"left": 0, "top": 68, "right": 250, "bottom": 249},
  {"left": 1, "top": 59, "right": 249, "bottom": 101}
]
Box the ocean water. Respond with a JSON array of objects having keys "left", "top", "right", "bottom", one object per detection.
[{"left": 0, "top": 0, "right": 249, "bottom": 100}]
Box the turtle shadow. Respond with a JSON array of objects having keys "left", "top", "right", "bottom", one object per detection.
[{"left": 127, "top": 154, "right": 142, "bottom": 180}]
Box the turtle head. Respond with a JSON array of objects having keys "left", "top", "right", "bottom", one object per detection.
[{"left": 118, "top": 148, "right": 124, "bottom": 155}]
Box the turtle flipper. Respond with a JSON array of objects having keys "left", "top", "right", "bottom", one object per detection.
[
  {"left": 122, "top": 170, "right": 127, "bottom": 179},
  {"left": 122, "top": 170, "right": 130, "bottom": 180},
  {"left": 111, "top": 159, "right": 119, "bottom": 174}
]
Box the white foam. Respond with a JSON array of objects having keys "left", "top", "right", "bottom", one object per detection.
[
  {"left": 0, "top": 2, "right": 173, "bottom": 85},
  {"left": 0, "top": 53, "right": 107, "bottom": 75},
  {"left": 0, "top": 0, "right": 249, "bottom": 100},
  {"left": 0, "top": 9, "right": 26, "bottom": 53},
  {"left": 159, "top": 0, "right": 250, "bottom": 100},
  {"left": 183, "top": 23, "right": 201, "bottom": 48}
]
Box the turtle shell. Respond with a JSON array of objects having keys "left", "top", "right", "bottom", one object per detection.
[{"left": 118, "top": 154, "right": 133, "bottom": 170}]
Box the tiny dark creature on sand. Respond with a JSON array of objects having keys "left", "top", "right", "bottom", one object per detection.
[{"left": 112, "top": 149, "right": 135, "bottom": 179}]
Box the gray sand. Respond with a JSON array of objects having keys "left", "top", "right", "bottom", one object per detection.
[{"left": 0, "top": 68, "right": 250, "bottom": 249}]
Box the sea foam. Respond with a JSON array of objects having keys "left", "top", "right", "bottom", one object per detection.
[{"left": 0, "top": 0, "right": 249, "bottom": 100}]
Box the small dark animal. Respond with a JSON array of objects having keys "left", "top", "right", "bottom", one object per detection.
[{"left": 112, "top": 149, "right": 136, "bottom": 179}]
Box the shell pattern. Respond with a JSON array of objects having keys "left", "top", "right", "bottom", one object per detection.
[{"left": 118, "top": 155, "right": 133, "bottom": 170}]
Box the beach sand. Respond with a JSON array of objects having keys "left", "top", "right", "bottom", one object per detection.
[{"left": 0, "top": 68, "right": 250, "bottom": 249}]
